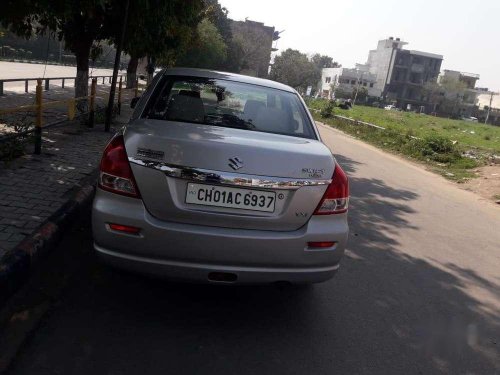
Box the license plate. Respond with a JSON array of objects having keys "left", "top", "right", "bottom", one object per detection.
[{"left": 186, "top": 183, "right": 276, "bottom": 213}]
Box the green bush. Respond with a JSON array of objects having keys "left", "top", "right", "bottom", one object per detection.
[
  {"left": 0, "top": 118, "right": 33, "bottom": 160},
  {"left": 320, "top": 100, "right": 335, "bottom": 118},
  {"left": 423, "top": 135, "right": 454, "bottom": 154}
]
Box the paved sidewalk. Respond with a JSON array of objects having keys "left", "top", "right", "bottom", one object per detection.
[{"left": 0, "top": 110, "right": 130, "bottom": 258}]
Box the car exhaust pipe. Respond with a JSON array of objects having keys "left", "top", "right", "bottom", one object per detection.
[{"left": 207, "top": 272, "right": 238, "bottom": 283}]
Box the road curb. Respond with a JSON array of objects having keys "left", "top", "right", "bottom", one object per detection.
[{"left": 0, "top": 181, "right": 96, "bottom": 306}]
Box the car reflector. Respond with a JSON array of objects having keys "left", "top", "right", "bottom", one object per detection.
[
  {"left": 307, "top": 241, "right": 336, "bottom": 248},
  {"left": 108, "top": 223, "right": 141, "bottom": 234}
]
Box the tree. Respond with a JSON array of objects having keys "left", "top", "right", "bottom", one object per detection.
[
  {"left": 353, "top": 86, "right": 368, "bottom": 103},
  {"left": 1, "top": 0, "right": 120, "bottom": 110},
  {"left": 269, "top": 49, "right": 320, "bottom": 92},
  {"left": 230, "top": 23, "right": 274, "bottom": 77},
  {"left": 223, "top": 37, "right": 245, "bottom": 73},
  {"left": 440, "top": 77, "right": 468, "bottom": 116},
  {"left": 204, "top": 0, "right": 232, "bottom": 43},
  {"left": 311, "top": 53, "right": 341, "bottom": 70},
  {"left": 333, "top": 86, "right": 353, "bottom": 100},
  {"left": 175, "top": 19, "right": 227, "bottom": 70},
  {"left": 113, "top": 0, "right": 204, "bottom": 88},
  {"left": 202, "top": 0, "right": 247, "bottom": 73},
  {"left": 423, "top": 81, "right": 443, "bottom": 113},
  {"left": 424, "top": 78, "right": 468, "bottom": 115},
  {"left": 1, "top": 0, "right": 206, "bottom": 106}
]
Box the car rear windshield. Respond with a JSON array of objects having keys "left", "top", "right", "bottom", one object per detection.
[{"left": 143, "top": 76, "right": 316, "bottom": 139}]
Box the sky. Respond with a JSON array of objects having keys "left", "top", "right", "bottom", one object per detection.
[{"left": 219, "top": 0, "right": 500, "bottom": 91}]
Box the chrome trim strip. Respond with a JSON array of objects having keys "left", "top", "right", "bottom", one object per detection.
[{"left": 128, "top": 157, "right": 331, "bottom": 190}]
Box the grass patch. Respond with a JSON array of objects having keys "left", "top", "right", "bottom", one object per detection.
[
  {"left": 308, "top": 99, "right": 500, "bottom": 153},
  {"left": 308, "top": 99, "right": 500, "bottom": 181}
]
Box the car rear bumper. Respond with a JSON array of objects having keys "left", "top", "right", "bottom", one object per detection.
[
  {"left": 95, "top": 244, "right": 340, "bottom": 284},
  {"left": 92, "top": 189, "right": 349, "bottom": 284}
]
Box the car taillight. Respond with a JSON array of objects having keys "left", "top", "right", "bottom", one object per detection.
[
  {"left": 98, "top": 135, "right": 140, "bottom": 198},
  {"left": 313, "top": 162, "right": 349, "bottom": 215}
]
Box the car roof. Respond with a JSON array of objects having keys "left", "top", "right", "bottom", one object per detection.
[{"left": 160, "top": 67, "right": 296, "bottom": 93}]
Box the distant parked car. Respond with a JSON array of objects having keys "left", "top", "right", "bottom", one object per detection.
[
  {"left": 461, "top": 116, "right": 478, "bottom": 122},
  {"left": 92, "top": 68, "right": 349, "bottom": 285},
  {"left": 384, "top": 104, "right": 397, "bottom": 110}
]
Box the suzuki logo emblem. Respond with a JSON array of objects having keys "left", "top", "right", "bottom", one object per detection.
[{"left": 228, "top": 157, "right": 243, "bottom": 170}]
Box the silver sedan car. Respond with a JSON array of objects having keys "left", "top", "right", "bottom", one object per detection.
[{"left": 92, "top": 68, "right": 349, "bottom": 284}]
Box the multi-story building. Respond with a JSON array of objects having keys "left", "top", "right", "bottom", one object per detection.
[
  {"left": 440, "top": 70, "right": 480, "bottom": 90},
  {"left": 437, "top": 70, "right": 481, "bottom": 117},
  {"left": 230, "top": 19, "right": 276, "bottom": 78},
  {"left": 319, "top": 67, "right": 378, "bottom": 99},
  {"left": 364, "top": 37, "right": 443, "bottom": 111}
]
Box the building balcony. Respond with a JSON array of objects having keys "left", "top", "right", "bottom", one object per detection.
[{"left": 411, "top": 64, "right": 424, "bottom": 73}]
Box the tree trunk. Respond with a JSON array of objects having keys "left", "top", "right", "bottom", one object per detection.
[
  {"left": 146, "top": 56, "right": 156, "bottom": 85},
  {"left": 74, "top": 42, "right": 91, "bottom": 113},
  {"left": 126, "top": 57, "right": 138, "bottom": 89}
]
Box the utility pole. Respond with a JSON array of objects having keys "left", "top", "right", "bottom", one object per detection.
[
  {"left": 484, "top": 91, "right": 495, "bottom": 124},
  {"left": 353, "top": 70, "right": 364, "bottom": 106},
  {"left": 105, "top": 0, "right": 130, "bottom": 132}
]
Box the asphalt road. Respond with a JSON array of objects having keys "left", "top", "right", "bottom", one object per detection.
[{"left": 3, "top": 124, "right": 500, "bottom": 374}]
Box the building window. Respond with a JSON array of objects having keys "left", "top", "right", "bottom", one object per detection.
[
  {"left": 325, "top": 77, "right": 331, "bottom": 83},
  {"left": 370, "top": 83, "right": 374, "bottom": 88},
  {"left": 363, "top": 82, "right": 367, "bottom": 87},
  {"left": 351, "top": 80, "right": 356, "bottom": 84}
]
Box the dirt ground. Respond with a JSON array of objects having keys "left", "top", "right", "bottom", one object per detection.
[{"left": 461, "top": 164, "right": 500, "bottom": 204}]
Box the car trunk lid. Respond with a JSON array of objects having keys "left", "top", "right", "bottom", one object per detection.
[{"left": 125, "top": 119, "right": 334, "bottom": 231}]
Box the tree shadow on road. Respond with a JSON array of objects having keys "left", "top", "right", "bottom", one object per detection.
[{"left": 7, "top": 155, "right": 500, "bottom": 375}]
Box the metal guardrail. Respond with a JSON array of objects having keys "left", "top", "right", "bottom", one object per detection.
[
  {"left": 0, "top": 74, "right": 126, "bottom": 96},
  {"left": 0, "top": 77, "right": 145, "bottom": 155}
]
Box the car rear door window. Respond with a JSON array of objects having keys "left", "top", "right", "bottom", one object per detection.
[{"left": 144, "top": 76, "right": 316, "bottom": 139}]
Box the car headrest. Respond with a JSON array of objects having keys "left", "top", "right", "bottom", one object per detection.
[
  {"left": 254, "top": 107, "right": 289, "bottom": 133},
  {"left": 179, "top": 90, "right": 201, "bottom": 98},
  {"left": 243, "top": 100, "right": 266, "bottom": 121},
  {"left": 165, "top": 94, "right": 205, "bottom": 123}
]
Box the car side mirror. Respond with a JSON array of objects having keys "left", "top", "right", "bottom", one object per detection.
[{"left": 131, "top": 96, "right": 140, "bottom": 109}]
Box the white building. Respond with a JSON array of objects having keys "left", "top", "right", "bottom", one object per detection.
[{"left": 319, "top": 67, "right": 378, "bottom": 99}]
